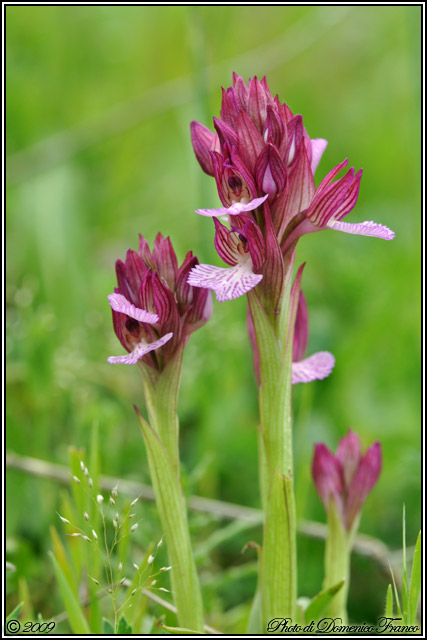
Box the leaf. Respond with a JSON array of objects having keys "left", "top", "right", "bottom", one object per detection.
[
  {"left": 136, "top": 410, "right": 204, "bottom": 631},
  {"left": 117, "top": 616, "right": 132, "bottom": 635},
  {"left": 385, "top": 584, "right": 394, "bottom": 618},
  {"left": 50, "top": 526, "right": 78, "bottom": 596},
  {"left": 161, "top": 623, "right": 206, "bottom": 634},
  {"left": 246, "top": 588, "right": 262, "bottom": 634},
  {"left": 389, "top": 565, "right": 403, "bottom": 619},
  {"left": 304, "top": 580, "right": 345, "bottom": 623},
  {"left": 102, "top": 618, "right": 115, "bottom": 634},
  {"left": 49, "top": 551, "right": 90, "bottom": 634},
  {"left": 262, "top": 469, "right": 296, "bottom": 622},
  {"left": 408, "top": 531, "right": 421, "bottom": 624},
  {"left": 6, "top": 602, "right": 24, "bottom": 624},
  {"left": 401, "top": 505, "right": 408, "bottom": 621}
]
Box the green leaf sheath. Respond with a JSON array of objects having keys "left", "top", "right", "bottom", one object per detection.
[
  {"left": 137, "top": 413, "right": 204, "bottom": 632},
  {"left": 262, "top": 471, "right": 297, "bottom": 624},
  {"left": 247, "top": 289, "right": 297, "bottom": 628}
]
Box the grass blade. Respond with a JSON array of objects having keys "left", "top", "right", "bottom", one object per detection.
[
  {"left": 385, "top": 584, "right": 394, "bottom": 618},
  {"left": 408, "top": 531, "right": 421, "bottom": 624},
  {"left": 49, "top": 551, "right": 90, "bottom": 634}
]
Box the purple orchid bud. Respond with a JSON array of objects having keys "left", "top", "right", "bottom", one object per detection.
[
  {"left": 150, "top": 232, "right": 179, "bottom": 291},
  {"left": 220, "top": 86, "right": 241, "bottom": 129},
  {"left": 108, "top": 236, "right": 211, "bottom": 367},
  {"left": 232, "top": 72, "right": 249, "bottom": 107},
  {"left": 312, "top": 443, "right": 344, "bottom": 515},
  {"left": 213, "top": 117, "right": 239, "bottom": 151},
  {"left": 237, "top": 110, "right": 265, "bottom": 174},
  {"left": 312, "top": 431, "right": 382, "bottom": 531},
  {"left": 247, "top": 76, "right": 268, "bottom": 132},
  {"left": 190, "top": 121, "right": 219, "bottom": 176},
  {"left": 285, "top": 115, "right": 304, "bottom": 168},
  {"left": 255, "top": 142, "right": 287, "bottom": 197},
  {"left": 264, "top": 104, "right": 285, "bottom": 149}
]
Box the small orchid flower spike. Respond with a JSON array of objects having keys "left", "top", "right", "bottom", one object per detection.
[
  {"left": 188, "top": 217, "right": 265, "bottom": 302},
  {"left": 312, "top": 430, "right": 382, "bottom": 531},
  {"left": 291, "top": 292, "right": 335, "bottom": 384},
  {"left": 190, "top": 73, "right": 394, "bottom": 270},
  {"left": 108, "top": 234, "right": 212, "bottom": 366}
]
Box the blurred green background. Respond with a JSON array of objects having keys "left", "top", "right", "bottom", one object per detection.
[{"left": 6, "top": 5, "right": 421, "bottom": 632}]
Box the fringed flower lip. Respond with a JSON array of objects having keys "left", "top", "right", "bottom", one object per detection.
[
  {"left": 107, "top": 292, "right": 173, "bottom": 365},
  {"left": 108, "top": 293, "right": 158, "bottom": 323},
  {"left": 195, "top": 194, "right": 268, "bottom": 218},
  {"left": 187, "top": 262, "right": 263, "bottom": 303},
  {"left": 187, "top": 217, "right": 265, "bottom": 302},
  {"left": 292, "top": 351, "right": 335, "bottom": 384},
  {"left": 107, "top": 332, "right": 174, "bottom": 365}
]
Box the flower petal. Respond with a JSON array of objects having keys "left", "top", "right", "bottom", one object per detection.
[
  {"left": 336, "top": 429, "right": 361, "bottom": 490},
  {"left": 312, "top": 443, "right": 344, "bottom": 512},
  {"left": 187, "top": 262, "right": 263, "bottom": 302},
  {"left": 195, "top": 195, "right": 268, "bottom": 217},
  {"left": 292, "top": 291, "right": 309, "bottom": 363},
  {"left": 310, "top": 138, "right": 328, "bottom": 174},
  {"left": 190, "top": 121, "right": 217, "bottom": 176},
  {"left": 292, "top": 351, "right": 335, "bottom": 384},
  {"left": 108, "top": 293, "right": 158, "bottom": 323},
  {"left": 345, "top": 441, "right": 382, "bottom": 529},
  {"left": 329, "top": 219, "right": 395, "bottom": 240},
  {"left": 107, "top": 332, "right": 173, "bottom": 365}
]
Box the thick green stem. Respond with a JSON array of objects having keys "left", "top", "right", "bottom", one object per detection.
[
  {"left": 248, "top": 289, "right": 297, "bottom": 629},
  {"left": 323, "top": 500, "right": 352, "bottom": 623},
  {"left": 136, "top": 350, "right": 204, "bottom": 632}
]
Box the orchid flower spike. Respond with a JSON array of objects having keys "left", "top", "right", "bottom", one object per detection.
[
  {"left": 108, "top": 234, "right": 212, "bottom": 367},
  {"left": 190, "top": 73, "right": 394, "bottom": 268},
  {"left": 312, "top": 430, "right": 382, "bottom": 531}
]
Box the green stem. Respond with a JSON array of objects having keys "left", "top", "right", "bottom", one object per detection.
[
  {"left": 323, "top": 500, "right": 352, "bottom": 623},
  {"left": 136, "top": 351, "right": 204, "bottom": 632},
  {"left": 248, "top": 289, "right": 297, "bottom": 628}
]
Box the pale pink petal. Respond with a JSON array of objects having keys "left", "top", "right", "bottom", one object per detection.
[
  {"left": 108, "top": 293, "right": 158, "bottom": 323},
  {"left": 292, "top": 351, "right": 335, "bottom": 384},
  {"left": 187, "top": 262, "right": 263, "bottom": 302},
  {"left": 329, "top": 220, "right": 395, "bottom": 240},
  {"left": 195, "top": 195, "right": 268, "bottom": 217},
  {"left": 107, "top": 332, "right": 173, "bottom": 365},
  {"left": 310, "top": 138, "right": 328, "bottom": 174}
]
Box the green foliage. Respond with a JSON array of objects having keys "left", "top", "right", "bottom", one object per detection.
[
  {"left": 384, "top": 511, "right": 421, "bottom": 632},
  {"left": 408, "top": 531, "right": 421, "bottom": 626},
  {"left": 304, "top": 580, "right": 345, "bottom": 624},
  {"left": 6, "top": 4, "right": 421, "bottom": 631},
  {"left": 5, "top": 601, "right": 24, "bottom": 624},
  {"left": 49, "top": 551, "right": 91, "bottom": 634}
]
